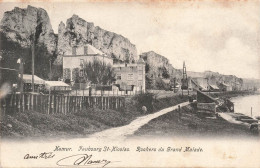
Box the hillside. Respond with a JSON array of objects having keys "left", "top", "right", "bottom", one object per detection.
[
  {"left": 0, "top": 5, "right": 137, "bottom": 82},
  {"left": 0, "top": 6, "right": 57, "bottom": 81},
  {"left": 56, "top": 15, "right": 137, "bottom": 64},
  {"left": 140, "top": 51, "right": 247, "bottom": 90},
  {"left": 0, "top": 5, "right": 57, "bottom": 55},
  {"left": 0, "top": 5, "right": 258, "bottom": 90}
]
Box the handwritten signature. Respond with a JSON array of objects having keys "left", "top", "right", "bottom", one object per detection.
[{"left": 56, "top": 154, "right": 118, "bottom": 167}]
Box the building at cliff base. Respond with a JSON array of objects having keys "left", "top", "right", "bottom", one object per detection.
[
  {"left": 113, "top": 58, "right": 146, "bottom": 93},
  {"left": 63, "top": 44, "right": 113, "bottom": 82},
  {"left": 62, "top": 45, "right": 145, "bottom": 94}
]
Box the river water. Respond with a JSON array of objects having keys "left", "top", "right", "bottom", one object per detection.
[{"left": 231, "top": 94, "right": 260, "bottom": 118}]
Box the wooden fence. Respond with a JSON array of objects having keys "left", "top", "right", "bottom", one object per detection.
[{"left": 1, "top": 93, "right": 126, "bottom": 115}]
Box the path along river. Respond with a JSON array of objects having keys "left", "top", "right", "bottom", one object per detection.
[
  {"left": 88, "top": 94, "right": 259, "bottom": 141},
  {"left": 88, "top": 101, "right": 189, "bottom": 141}
]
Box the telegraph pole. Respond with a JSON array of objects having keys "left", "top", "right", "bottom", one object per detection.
[
  {"left": 49, "top": 57, "right": 52, "bottom": 80},
  {"left": 31, "top": 33, "right": 35, "bottom": 92},
  {"left": 181, "top": 61, "right": 188, "bottom": 96},
  {"left": 19, "top": 58, "right": 24, "bottom": 93}
]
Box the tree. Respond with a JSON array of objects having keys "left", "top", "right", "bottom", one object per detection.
[
  {"left": 161, "top": 67, "right": 170, "bottom": 79},
  {"left": 145, "top": 63, "right": 150, "bottom": 73},
  {"left": 145, "top": 75, "right": 153, "bottom": 89},
  {"left": 83, "top": 59, "right": 115, "bottom": 85}
]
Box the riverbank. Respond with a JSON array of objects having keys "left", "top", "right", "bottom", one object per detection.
[
  {"left": 2, "top": 91, "right": 257, "bottom": 139},
  {"left": 133, "top": 91, "right": 260, "bottom": 138},
  {"left": 0, "top": 94, "right": 189, "bottom": 139},
  {"left": 133, "top": 104, "right": 259, "bottom": 138},
  {"left": 209, "top": 90, "right": 259, "bottom": 99}
]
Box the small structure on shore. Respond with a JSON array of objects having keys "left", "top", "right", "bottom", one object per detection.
[
  {"left": 19, "top": 74, "right": 45, "bottom": 92},
  {"left": 218, "top": 83, "right": 232, "bottom": 92},
  {"left": 44, "top": 81, "right": 71, "bottom": 94},
  {"left": 209, "top": 84, "right": 219, "bottom": 92},
  {"left": 196, "top": 90, "right": 217, "bottom": 116}
]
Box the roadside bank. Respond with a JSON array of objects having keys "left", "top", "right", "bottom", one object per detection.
[
  {"left": 132, "top": 91, "right": 260, "bottom": 138},
  {"left": 0, "top": 93, "right": 189, "bottom": 139},
  {"left": 133, "top": 104, "right": 259, "bottom": 138}
]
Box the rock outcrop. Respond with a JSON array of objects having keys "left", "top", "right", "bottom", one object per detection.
[
  {"left": 140, "top": 51, "right": 244, "bottom": 90},
  {"left": 140, "top": 51, "right": 182, "bottom": 79},
  {"left": 187, "top": 70, "right": 243, "bottom": 86},
  {"left": 56, "top": 15, "right": 137, "bottom": 64},
  {"left": 0, "top": 5, "right": 57, "bottom": 55}
]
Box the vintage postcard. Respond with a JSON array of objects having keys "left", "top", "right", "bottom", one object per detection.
[{"left": 0, "top": 0, "right": 260, "bottom": 167}]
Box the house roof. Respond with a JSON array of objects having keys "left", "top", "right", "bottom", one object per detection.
[
  {"left": 63, "top": 44, "right": 107, "bottom": 56},
  {"left": 220, "top": 83, "right": 230, "bottom": 87},
  {"left": 209, "top": 84, "right": 219, "bottom": 89},
  {"left": 197, "top": 89, "right": 218, "bottom": 103},
  {"left": 191, "top": 79, "right": 203, "bottom": 89},
  {"left": 22, "top": 74, "right": 45, "bottom": 85},
  {"left": 85, "top": 44, "right": 104, "bottom": 55},
  {"left": 137, "top": 57, "right": 145, "bottom": 64},
  {"left": 45, "top": 81, "right": 70, "bottom": 87}
]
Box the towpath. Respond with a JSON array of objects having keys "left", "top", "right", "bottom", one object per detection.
[{"left": 89, "top": 101, "right": 189, "bottom": 141}]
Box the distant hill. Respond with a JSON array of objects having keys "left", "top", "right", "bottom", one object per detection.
[{"left": 140, "top": 51, "right": 258, "bottom": 90}]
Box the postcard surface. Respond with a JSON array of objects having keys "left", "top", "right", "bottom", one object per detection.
[{"left": 0, "top": 0, "right": 260, "bottom": 167}]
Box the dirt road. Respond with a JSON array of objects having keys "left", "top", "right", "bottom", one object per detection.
[{"left": 89, "top": 101, "right": 189, "bottom": 141}]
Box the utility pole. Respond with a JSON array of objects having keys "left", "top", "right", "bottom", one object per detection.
[
  {"left": 49, "top": 57, "right": 52, "bottom": 80},
  {"left": 181, "top": 61, "right": 188, "bottom": 96},
  {"left": 31, "top": 33, "right": 35, "bottom": 92},
  {"left": 19, "top": 58, "right": 24, "bottom": 93}
]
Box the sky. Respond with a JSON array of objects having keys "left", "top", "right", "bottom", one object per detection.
[{"left": 0, "top": 0, "right": 259, "bottom": 79}]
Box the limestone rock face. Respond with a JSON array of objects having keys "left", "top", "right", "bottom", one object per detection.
[
  {"left": 140, "top": 51, "right": 182, "bottom": 78},
  {"left": 0, "top": 5, "right": 57, "bottom": 55},
  {"left": 57, "top": 15, "right": 137, "bottom": 64}
]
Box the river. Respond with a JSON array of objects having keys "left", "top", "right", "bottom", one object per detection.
[{"left": 231, "top": 94, "right": 260, "bottom": 118}]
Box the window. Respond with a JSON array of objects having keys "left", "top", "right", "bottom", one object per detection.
[
  {"left": 127, "top": 73, "right": 133, "bottom": 81},
  {"left": 116, "top": 74, "right": 121, "bottom": 80}
]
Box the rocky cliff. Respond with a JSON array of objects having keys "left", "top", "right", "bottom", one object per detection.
[
  {"left": 0, "top": 5, "right": 57, "bottom": 55},
  {"left": 140, "top": 51, "right": 182, "bottom": 79},
  {"left": 0, "top": 6, "right": 137, "bottom": 80},
  {"left": 56, "top": 14, "right": 137, "bottom": 64},
  {"left": 140, "top": 51, "right": 244, "bottom": 90},
  {"left": 187, "top": 70, "right": 243, "bottom": 87}
]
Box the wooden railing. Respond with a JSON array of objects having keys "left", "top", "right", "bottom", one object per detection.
[{"left": 1, "top": 93, "right": 126, "bottom": 115}]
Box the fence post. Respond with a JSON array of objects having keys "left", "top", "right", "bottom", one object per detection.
[
  {"left": 67, "top": 96, "right": 70, "bottom": 114},
  {"left": 16, "top": 94, "right": 19, "bottom": 112},
  {"left": 35, "top": 94, "right": 38, "bottom": 111},
  {"left": 59, "top": 95, "right": 61, "bottom": 114},
  {"left": 62, "top": 96, "right": 64, "bottom": 114},
  {"left": 51, "top": 95, "right": 53, "bottom": 114},
  {"left": 31, "top": 94, "right": 34, "bottom": 111},
  {"left": 47, "top": 94, "right": 50, "bottom": 115}
]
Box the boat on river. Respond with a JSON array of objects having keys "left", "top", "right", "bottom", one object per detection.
[
  {"left": 229, "top": 113, "right": 258, "bottom": 124},
  {"left": 218, "top": 112, "right": 259, "bottom": 132}
]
